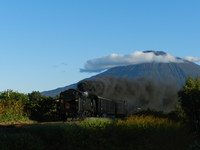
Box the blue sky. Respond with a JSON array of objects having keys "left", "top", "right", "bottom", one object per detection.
[{"left": 0, "top": 0, "right": 200, "bottom": 93}]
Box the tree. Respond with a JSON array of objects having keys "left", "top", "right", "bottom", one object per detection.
[
  {"left": 0, "top": 90, "right": 30, "bottom": 122},
  {"left": 179, "top": 77, "right": 200, "bottom": 131},
  {"left": 27, "top": 91, "right": 56, "bottom": 121}
]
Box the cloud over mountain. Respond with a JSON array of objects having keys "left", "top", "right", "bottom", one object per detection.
[
  {"left": 80, "top": 51, "right": 183, "bottom": 73},
  {"left": 184, "top": 56, "right": 200, "bottom": 62}
]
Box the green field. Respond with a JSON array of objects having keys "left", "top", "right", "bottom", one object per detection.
[{"left": 0, "top": 116, "right": 198, "bottom": 150}]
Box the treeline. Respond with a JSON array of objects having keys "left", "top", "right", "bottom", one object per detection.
[{"left": 0, "top": 91, "right": 57, "bottom": 123}]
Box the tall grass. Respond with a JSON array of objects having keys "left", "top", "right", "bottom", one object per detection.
[
  {"left": 80, "top": 117, "right": 113, "bottom": 129},
  {"left": 114, "top": 116, "right": 190, "bottom": 150},
  {"left": 0, "top": 116, "right": 195, "bottom": 150},
  {"left": 117, "top": 115, "right": 181, "bottom": 128},
  {"left": 0, "top": 100, "right": 31, "bottom": 124}
]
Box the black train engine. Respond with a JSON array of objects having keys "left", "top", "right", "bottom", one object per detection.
[{"left": 57, "top": 89, "right": 127, "bottom": 120}]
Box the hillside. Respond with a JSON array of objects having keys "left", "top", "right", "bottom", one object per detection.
[
  {"left": 96, "top": 61, "right": 200, "bottom": 85},
  {"left": 41, "top": 83, "right": 77, "bottom": 97},
  {"left": 41, "top": 51, "right": 200, "bottom": 97}
]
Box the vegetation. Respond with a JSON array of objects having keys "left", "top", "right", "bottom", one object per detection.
[
  {"left": 0, "top": 90, "right": 30, "bottom": 124},
  {"left": 0, "top": 117, "right": 195, "bottom": 150},
  {"left": 0, "top": 90, "right": 56, "bottom": 124},
  {"left": 1, "top": 76, "right": 200, "bottom": 149},
  {"left": 133, "top": 108, "right": 183, "bottom": 121},
  {"left": 27, "top": 91, "right": 57, "bottom": 121},
  {"left": 179, "top": 77, "right": 200, "bottom": 132}
]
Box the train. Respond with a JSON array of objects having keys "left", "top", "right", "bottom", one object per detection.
[{"left": 57, "top": 89, "right": 127, "bottom": 120}]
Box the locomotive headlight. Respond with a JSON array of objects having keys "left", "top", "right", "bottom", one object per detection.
[{"left": 66, "top": 103, "right": 70, "bottom": 109}]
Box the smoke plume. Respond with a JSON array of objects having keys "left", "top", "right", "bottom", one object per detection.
[{"left": 78, "top": 76, "right": 179, "bottom": 113}]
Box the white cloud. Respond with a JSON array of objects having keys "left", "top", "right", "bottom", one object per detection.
[
  {"left": 184, "top": 56, "right": 200, "bottom": 62},
  {"left": 80, "top": 51, "right": 183, "bottom": 73}
]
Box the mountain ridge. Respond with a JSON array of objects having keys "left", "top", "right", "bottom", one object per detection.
[{"left": 41, "top": 51, "right": 200, "bottom": 97}]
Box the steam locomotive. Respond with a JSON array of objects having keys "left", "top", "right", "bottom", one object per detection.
[{"left": 57, "top": 89, "right": 127, "bottom": 120}]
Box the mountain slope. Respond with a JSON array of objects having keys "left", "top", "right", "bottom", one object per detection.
[
  {"left": 41, "top": 51, "right": 200, "bottom": 97},
  {"left": 96, "top": 61, "right": 200, "bottom": 85},
  {"left": 41, "top": 83, "right": 77, "bottom": 97}
]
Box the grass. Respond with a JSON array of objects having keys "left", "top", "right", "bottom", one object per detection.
[
  {"left": 0, "top": 115, "right": 33, "bottom": 125},
  {"left": 0, "top": 116, "right": 197, "bottom": 150},
  {"left": 0, "top": 99, "right": 33, "bottom": 125}
]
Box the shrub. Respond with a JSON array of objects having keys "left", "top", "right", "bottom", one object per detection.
[
  {"left": 0, "top": 90, "right": 30, "bottom": 123},
  {"left": 179, "top": 77, "right": 200, "bottom": 131},
  {"left": 80, "top": 118, "right": 113, "bottom": 129},
  {"left": 26, "top": 91, "right": 57, "bottom": 121}
]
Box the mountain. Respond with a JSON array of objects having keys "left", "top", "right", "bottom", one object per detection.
[
  {"left": 41, "top": 51, "right": 200, "bottom": 97},
  {"left": 95, "top": 61, "right": 200, "bottom": 85},
  {"left": 41, "top": 83, "right": 77, "bottom": 97}
]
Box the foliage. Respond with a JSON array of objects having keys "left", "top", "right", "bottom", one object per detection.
[
  {"left": 0, "top": 90, "right": 29, "bottom": 104},
  {"left": 0, "top": 90, "right": 30, "bottom": 123},
  {"left": 80, "top": 118, "right": 113, "bottom": 129},
  {"left": 132, "top": 108, "right": 186, "bottom": 122},
  {"left": 27, "top": 91, "right": 57, "bottom": 121},
  {"left": 188, "top": 140, "right": 200, "bottom": 150},
  {"left": 174, "top": 102, "right": 187, "bottom": 121},
  {"left": 0, "top": 116, "right": 194, "bottom": 150},
  {"left": 116, "top": 115, "right": 181, "bottom": 128},
  {"left": 0, "top": 90, "right": 57, "bottom": 123},
  {"left": 179, "top": 77, "right": 200, "bottom": 131}
]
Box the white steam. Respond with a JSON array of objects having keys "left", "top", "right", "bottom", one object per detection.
[{"left": 81, "top": 51, "right": 183, "bottom": 72}]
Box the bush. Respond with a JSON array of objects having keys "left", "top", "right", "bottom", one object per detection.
[
  {"left": 26, "top": 91, "right": 57, "bottom": 122},
  {"left": 0, "top": 90, "right": 30, "bottom": 123},
  {"left": 80, "top": 118, "right": 113, "bottom": 129},
  {"left": 0, "top": 90, "right": 58, "bottom": 123},
  {"left": 179, "top": 77, "right": 200, "bottom": 131}
]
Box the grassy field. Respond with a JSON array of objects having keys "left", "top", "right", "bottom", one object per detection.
[{"left": 0, "top": 116, "right": 198, "bottom": 150}]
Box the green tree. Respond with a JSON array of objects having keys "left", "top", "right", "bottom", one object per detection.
[
  {"left": 0, "top": 90, "right": 29, "bottom": 103},
  {"left": 179, "top": 77, "right": 200, "bottom": 131},
  {"left": 0, "top": 90, "right": 30, "bottom": 122},
  {"left": 27, "top": 91, "right": 56, "bottom": 121}
]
